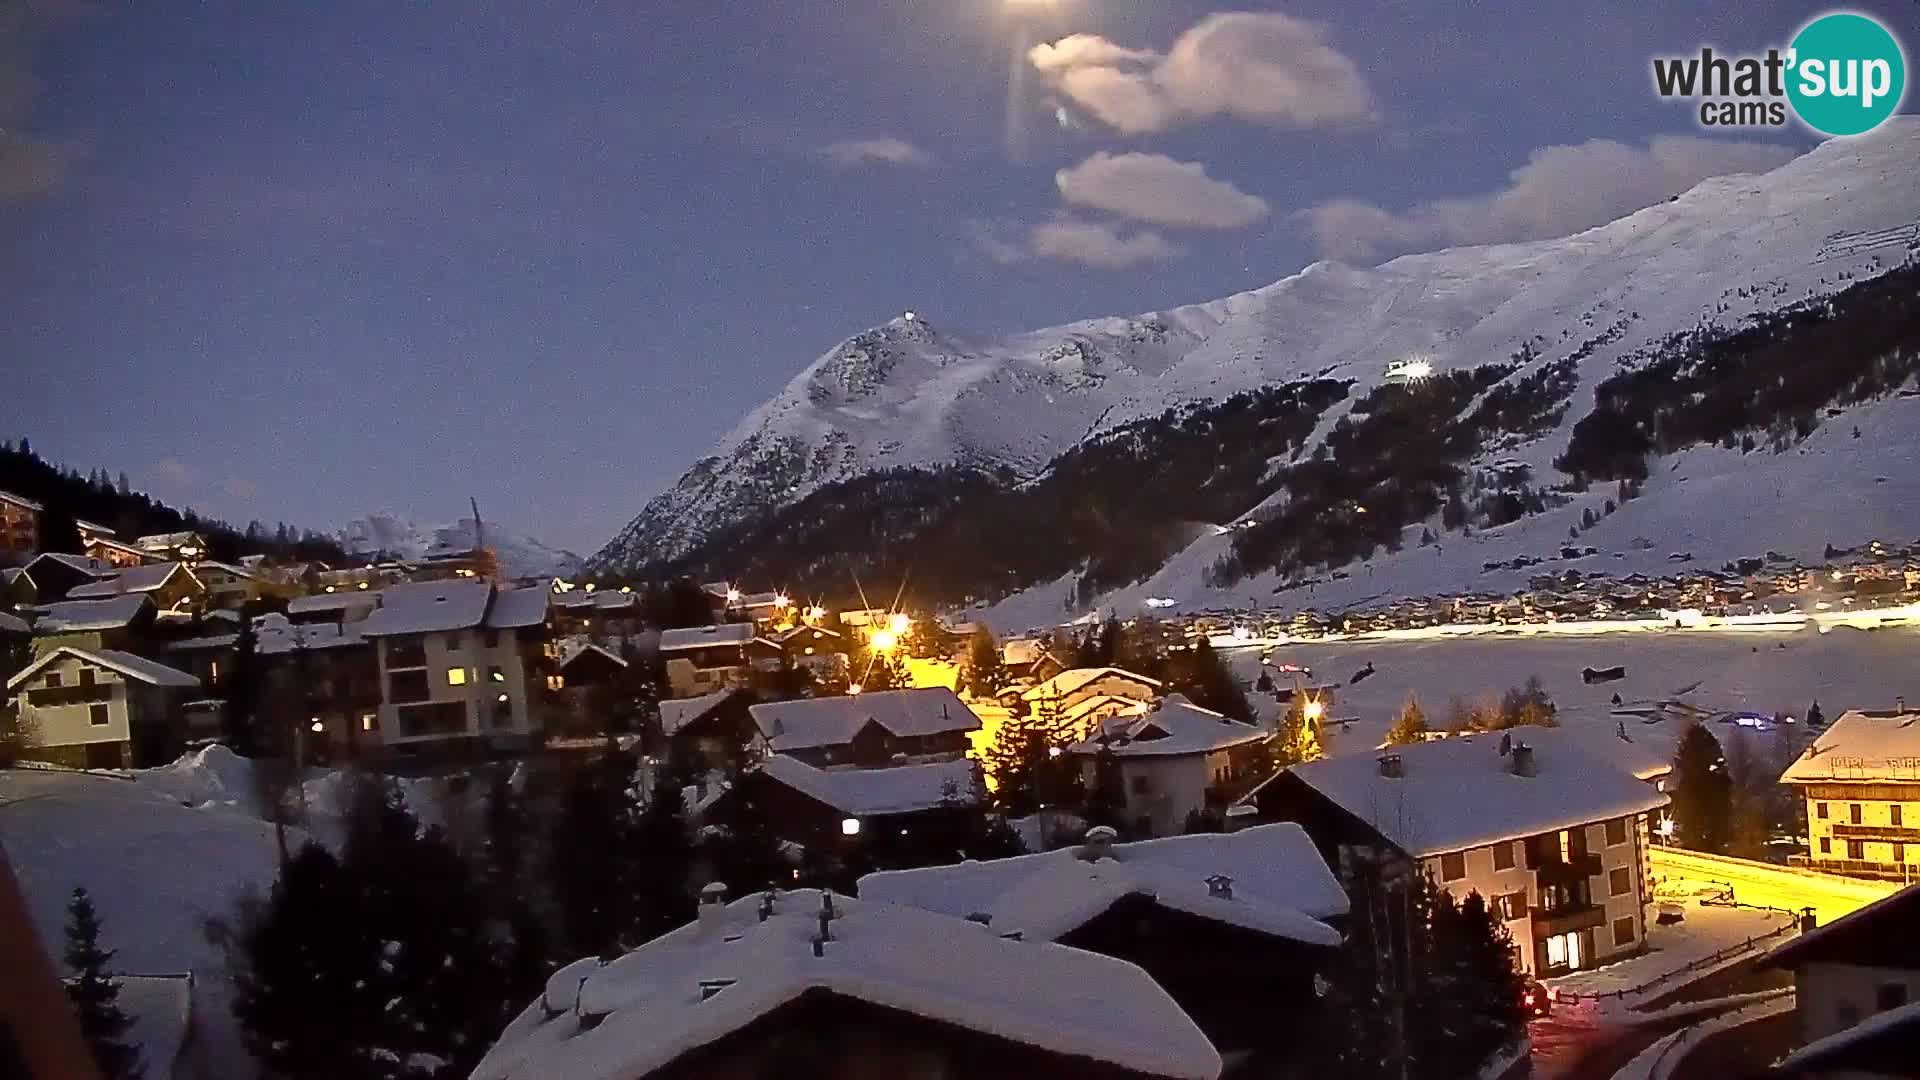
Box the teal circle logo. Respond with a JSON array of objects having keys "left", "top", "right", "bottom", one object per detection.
[{"left": 1787, "top": 12, "right": 1906, "bottom": 136}]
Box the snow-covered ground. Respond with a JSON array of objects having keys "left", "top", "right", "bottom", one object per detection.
[
  {"left": 1611, "top": 989, "right": 1797, "bottom": 1080},
  {"left": 1227, "top": 624, "right": 1920, "bottom": 760},
  {"left": 1544, "top": 904, "right": 1791, "bottom": 1009}
]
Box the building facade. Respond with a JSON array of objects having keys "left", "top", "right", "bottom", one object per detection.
[
  {"left": 1782, "top": 709, "right": 1920, "bottom": 880},
  {"left": 0, "top": 490, "right": 41, "bottom": 562},
  {"left": 7, "top": 646, "right": 200, "bottom": 768}
]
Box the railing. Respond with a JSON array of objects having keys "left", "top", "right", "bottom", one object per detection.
[{"left": 1550, "top": 915, "right": 1798, "bottom": 1005}]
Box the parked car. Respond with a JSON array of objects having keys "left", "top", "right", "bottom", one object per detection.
[{"left": 1522, "top": 978, "right": 1552, "bottom": 1017}]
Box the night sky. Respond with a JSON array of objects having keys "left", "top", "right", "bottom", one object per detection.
[{"left": 2, "top": 2, "right": 1909, "bottom": 552}]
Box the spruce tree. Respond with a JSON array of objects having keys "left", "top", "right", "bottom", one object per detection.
[
  {"left": 1670, "top": 723, "right": 1735, "bottom": 853},
  {"left": 221, "top": 616, "right": 260, "bottom": 755},
  {"left": 632, "top": 769, "right": 696, "bottom": 942},
  {"left": 548, "top": 748, "right": 645, "bottom": 959},
  {"left": 1385, "top": 694, "right": 1429, "bottom": 746},
  {"left": 1166, "top": 638, "right": 1252, "bottom": 723},
  {"left": 959, "top": 627, "right": 1006, "bottom": 699},
  {"left": 64, "top": 888, "right": 144, "bottom": 1080}
]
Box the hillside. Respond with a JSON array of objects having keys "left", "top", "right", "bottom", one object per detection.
[
  {"left": 337, "top": 512, "right": 583, "bottom": 580},
  {"left": 596, "top": 121, "right": 1920, "bottom": 618}
]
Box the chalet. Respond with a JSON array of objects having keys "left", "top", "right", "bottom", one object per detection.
[
  {"left": 356, "top": 581, "right": 551, "bottom": 756},
  {"left": 30, "top": 595, "right": 155, "bottom": 653},
  {"left": 1001, "top": 637, "right": 1066, "bottom": 685},
  {"left": 1764, "top": 883, "right": 1920, "bottom": 1057},
  {"left": 191, "top": 561, "right": 270, "bottom": 610},
  {"left": 658, "top": 623, "right": 780, "bottom": 699},
  {"left": 748, "top": 687, "right": 980, "bottom": 767},
  {"left": 84, "top": 533, "right": 161, "bottom": 569},
  {"left": 1021, "top": 667, "right": 1163, "bottom": 736},
  {"left": 660, "top": 687, "right": 757, "bottom": 771},
  {"left": 710, "top": 754, "right": 983, "bottom": 865},
  {"left": 133, "top": 531, "right": 208, "bottom": 562},
  {"left": 551, "top": 589, "right": 646, "bottom": 637},
  {"left": 1065, "top": 695, "right": 1273, "bottom": 837},
  {"left": 770, "top": 622, "right": 845, "bottom": 680},
  {"left": 860, "top": 824, "right": 1348, "bottom": 1072},
  {"left": 67, "top": 562, "right": 206, "bottom": 619},
  {"left": 469, "top": 889, "right": 1221, "bottom": 1080},
  {"left": 555, "top": 640, "right": 627, "bottom": 687},
  {"left": 20, "top": 552, "right": 115, "bottom": 602},
  {"left": 1781, "top": 709, "right": 1920, "bottom": 880},
  {"left": 1, "top": 566, "right": 34, "bottom": 608},
  {"left": 7, "top": 645, "right": 200, "bottom": 768},
  {"left": 1243, "top": 727, "right": 1667, "bottom": 976},
  {"left": 0, "top": 489, "right": 40, "bottom": 562}
]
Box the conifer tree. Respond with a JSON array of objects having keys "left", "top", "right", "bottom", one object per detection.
[
  {"left": 64, "top": 888, "right": 144, "bottom": 1080},
  {"left": 549, "top": 748, "right": 645, "bottom": 959},
  {"left": 959, "top": 627, "right": 1006, "bottom": 699},
  {"left": 1385, "top": 694, "right": 1430, "bottom": 746},
  {"left": 1166, "top": 638, "right": 1252, "bottom": 723},
  {"left": 1670, "top": 723, "right": 1735, "bottom": 853},
  {"left": 632, "top": 768, "right": 696, "bottom": 942}
]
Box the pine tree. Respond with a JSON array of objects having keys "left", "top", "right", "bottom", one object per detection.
[
  {"left": 632, "top": 768, "right": 696, "bottom": 942},
  {"left": 959, "top": 627, "right": 1006, "bottom": 699},
  {"left": 64, "top": 888, "right": 144, "bottom": 1080},
  {"left": 548, "top": 748, "right": 645, "bottom": 959},
  {"left": 1166, "top": 638, "right": 1252, "bottom": 723},
  {"left": 1670, "top": 723, "right": 1735, "bottom": 853},
  {"left": 1385, "top": 694, "right": 1429, "bottom": 746},
  {"left": 222, "top": 616, "right": 261, "bottom": 756},
  {"left": 983, "top": 696, "right": 1074, "bottom": 818}
]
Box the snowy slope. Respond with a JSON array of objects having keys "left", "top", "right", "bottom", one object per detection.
[
  {"left": 597, "top": 121, "right": 1920, "bottom": 571},
  {"left": 338, "top": 511, "right": 583, "bottom": 580}
]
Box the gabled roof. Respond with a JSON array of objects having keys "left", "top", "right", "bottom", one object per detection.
[
  {"left": 31, "top": 594, "right": 151, "bottom": 633},
  {"left": 484, "top": 586, "right": 551, "bottom": 630},
  {"left": 557, "top": 641, "right": 627, "bottom": 672},
  {"left": 659, "top": 622, "right": 759, "bottom": 652},
  {"left": 0, "top": 489, "right": 44, "bottom": 511},
  {"left": 74, "top": 519, "right": 114, "bottom": 536},
  {"left": 1264, "top": 725, "right": 1669, "bottom": 857},
  {"left": 749, "top": 688, "right": 980, "bottom": 752},
  {"left": 0, "top": 610, "right": 29, "bottom": 635},
  {"left": 285, "top": 591, "right": 379, "bottom": 616},
  {"left": 8, "top": 645, "right": 199, "bottom": 690},
  {"left": 755, "top": 754, "right": 979, "bottom": 816},
  {"left": 1764, "top": 882, "right": 1920, "bottom": 971},
  {"left": 1781, "top": 710, "right": 1920, "bottom": 784},
  {"left": 66, "top": 562, "right": 196, "bottom": 599},
  {"left": 193, "top": 560, "right": 259, "bottom": 580},
  {"left": 1021, "top": 666, "right": 1162, "bottom": 703},
  {"left": 25, "top": 552, "right": 115, "bottom": 579},
  {"left": 1066, "top": 695, "right": 1268, "bottom": 758},
  {"left": 85, "top": 535, "right": 158, "bottom": 562},
  {"left": 660, "top": 687, "right": 748, "bottom": 737},
  {"left": 469, "top": 891, "right": 1221, "bottom": 1080},
  {"left": 254, "top": 615, "right": 367, "bottom": 654},
  {"left": 1772, "top": 999, "right": 1920, "bottom": 1075},
  {"left": 0, "top": 567, "right": 31, "bottom": 588},
  {"left": 357, "top": 580, "right": 492, "bottom": 636},
  {"left": 860, "top": 823, "right": 1348, "bottom": 947}
]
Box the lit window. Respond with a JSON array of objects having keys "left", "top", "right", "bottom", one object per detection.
[
  {"left": 841, "top": 818, "right": 861, "bottom": 836},
  {"left": 361, "top": 713, "right": 378, "bottom": 732},
  {"left": 446, "top": 668, "right": 468, "bottom": 686},
  {"left": 546, "top": 674, "right": 564, "bottom": 691},
  {"left": 489, "top": 666, "right": 505, "bottom": 683}
]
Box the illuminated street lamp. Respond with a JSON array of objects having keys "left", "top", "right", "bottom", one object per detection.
[
  {"left": 1657, "top": 816, "right": 1677, "bottom": 845},
  {"left": 725, "top": 587, "right": 741, "bottom": 604},
  {"left": 841, "top": 817, "right": 862, "bottom": 837},
  {"left": 774, "top": 593, "right": 791, "bottom": 609},
  {"left": 1302, "top": 698, "right": 1326, "bottom": 723},
  {"left": 889, "top": 612, "right": 911, "bottom": 634},
  {"left": 871, "top": 630, "right": 898, "bottom": 652},
  {"left": 848, "top": 683, "right": 864, "bottom": 695}
]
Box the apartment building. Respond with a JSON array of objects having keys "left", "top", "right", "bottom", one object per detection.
[
  {"left": 1246, "top": 725, "right": 1668, "bottom": 975},
  {"left": 1782, "top": 709, "right": 1920, "bottom": 880},
  {"left": 0, "top": 490, "right": 42, "bottom": 561}
]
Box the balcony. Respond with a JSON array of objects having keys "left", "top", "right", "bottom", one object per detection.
[
  {"left": 1532, "top": 903, "right": 1608, "bottom": 937},
  {"left": 1831, "top": 823, "right": 1920, "bottom": 843}
]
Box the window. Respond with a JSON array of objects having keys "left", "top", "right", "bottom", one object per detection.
[
  {"left": 1817, "top": 801, "right": 1829, "bottom": 819},
  {"left": 484, "top": 629, "right": 500, "bottom": 649},
  {"left": 446, "top": 667, "right": 469, "bottom": 686},
  {"left": 1895, "top": 843, "right": 1906, "bottom": 863},
  {"left": 1847, "top": 839, "right": 1864, "bottom": 860},
  {"left": 1851, "top": 804, "right": 1863, "bottom": 825},
  {"left": 1609, "top": 867, "right": 1632, "bottom": 896},
  {"left": 1605, "top": 818, "right": 1628, "bottom": 846},
  {"left": 1493, "top": 841, "right": 1515, "bottom": 871},
  {"left": 445, "top": 633, "right": 463, "bottom": 650},
  {"left": 387, "top": 640, "right": 427, "bottom": 668},
  {"left": 1440, "top": 852, "right": 1466, "bottom": 881},
  {"left": 489, "top": 666, "right": 506, "bottom": 683},
  {"left": 360, "top": 712, "right": 378, "bottom": 732},
  {"left": 1612, "top": 917, "right": 1635, "bottom": 947},
  {"left": 78, "top": 668, "right": 95, "bottom": 688},
  {"left": 88, "top": 703, "right": 110, "bottom": 727},
  {"left": 44, "top": 672, "right": 61, "bottom": 688},
  {"left": 1495, "top": 891, "right": 1528, "bottom": 920},
  {"left": 389, "top": 669, "right": 431, "bottom": 704},
  {"left": 1820, "top": 837, "right": 1832, "bottom": 854},
  {"left": 1893, "top": 805, "right": 1904, "bottom": 827},
  {"left": 396, "top": 700, "right": 468, "bottom": 738},
  {"left": 1878, "top": 984, "right": 1909, "bottom": 1011},
  {"left": 1130, "top": 775, "right": 1151, "bottom": 795}
]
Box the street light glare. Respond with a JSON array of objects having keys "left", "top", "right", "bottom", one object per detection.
[
  {"left": 872, "top": 630, "right": 898, "bottom": 652},
  {"left": 889, "top": 612, "right": 911, "bottom": 634}
]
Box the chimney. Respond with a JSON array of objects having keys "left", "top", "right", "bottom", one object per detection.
[
  {"left": 1079, "top": 825, "right": 1119, "bottom": 862},
  {"left": 811, "top": 936, "right": 825, "bottom": 957},
  {"left": 696, "top": 881, "right": 728, "bottom": 940},
  {"left": 1511, "top": 742, "right": 1537, "bottom": 777},
  {"left": 1205, "top": 873, "right": 1234, "bottom": 900},
  {"left": 1378, "top": 753, "right": 1404, "bottom": 779},
  {"left": 757, "top": 891, "right": 775, "bottom": 923}
]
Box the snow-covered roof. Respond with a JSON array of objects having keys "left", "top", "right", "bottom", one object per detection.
[
  {"left": 1000, "top": 637, "right": 1050, "bottom": 666},
  {"left": 749, "top": 688, "right": 980, "bottom": 752},
  {"left": 1773, "top": 999, "right": 1920, "bottom": 1074},
  {"left": 193, "top": 559, "right": 259, "bottom": 579},
  {"left": 255, "top": 617, "right": 366, "bottom": 655},
  {"left": 0, "top": 610, "right": 30, "bottom": 635},
  {"left": 860, "top": 822, "right": 1348, "bottom": 947},
  {"left": 164, "top": 633, "right": 240, "bottom": 653},
  {"left": 31, "top": 594, "right": 151, "bottom": 633},
  {"left": 557, "top": 641, "right": 627, "bottom": 672},
  {"left": 1544, "top": 718, "right": 1675, "bottom": 781},
  {"left": 469, "top": 891, "right": 1221, "bottom": 1080},
  {"left": 135, "top": 531, "right": 200, "bottom": 550},
  {"left": 1021, "top": 666, "right": 1162, "bottom": 702},
  {"left": 484, "top": 586, "right": 551, "bottom": 630},
  {"left": 1764, "top": 882, "right": 1920, "bottom": 972},
  {"left": 1066, "top": 695, "right": 1268, "bottom": 758},
  {"left": 755, "top": 754, "right": 979, "bottom": 816},
  {"left": 74, "top": 518, "right": 113, "bottom": 535},
  {"left": 0, "top": 488, "right": 44, "bottom": 511},
  {"left": 285, "top": 591, "right": 378, "bottom": 616},
  {"left": 66, "top": 562, "right": 194, "bottom": 599},
  {"left": 0, "top": 566, "right": 28, "bottom": 587},
  {"left": 1274, "top": 728, "right": 1669, "bottom": 857},
  {"left": 659, "top": 622, "right": 758, "bottom": 652},
  {"left": 660, "top": 687, "right": 745, "bottom": 737},
  {"left": 28, "top": 552, "right": 115, "bottom": 578},
  {"left": 8, "top": 646, "right": 200, "bottom": 690},
  {"left": 1781, "top": 709, "right": 1920, "bottom": 784},
  {"left": 115, "top": 974, "right": 195, "bottom": 1080},
  {"left": 356, "top": 580, "right": 492, "bottom": 637},
  {"left": 1061, "top": 693, "right": 1149, "bottom": 726}
]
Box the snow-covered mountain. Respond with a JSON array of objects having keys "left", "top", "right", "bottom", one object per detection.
[
  {"left": 338, "top": 512, "right": 583, "bottom": 580},
  {"left": 595, "top": 122, "right": 1920, "bottom": 603}
]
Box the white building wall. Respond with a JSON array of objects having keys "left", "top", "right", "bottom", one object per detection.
[
  {"left": 20, "top": 665, "right": 130, "bottom": 748},
  {"left": 377, "top": 629, "right": 536, "bottom": 742},
  {"left": 1796, "top": 960, "right": 1920, "bottom": 1043},
  {"left": 1113, "top": 755, "right": 1211, "bottom": 837}
]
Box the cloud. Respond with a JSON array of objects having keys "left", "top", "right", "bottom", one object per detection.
[
  {"left": 0, "top": 1, "right": 86, "bottom": 200},
  {"left": 1055, "top": 152, "right": 1267, "bottom": 229},
  {"left": 151, "top": 457, "right": 202, "bottom": 490},
  {"left": 1304, "top": 135, "right": 1800, "bottom": 263},
  {"left": 973, "top": 217, "right": 1180, "bottom": 269},
  {"left": 1029, "top": 12, "right": 1375, "bottom": 135},
  {"left": 819, "top": 137, "right": 933, "bottom": 169}
]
